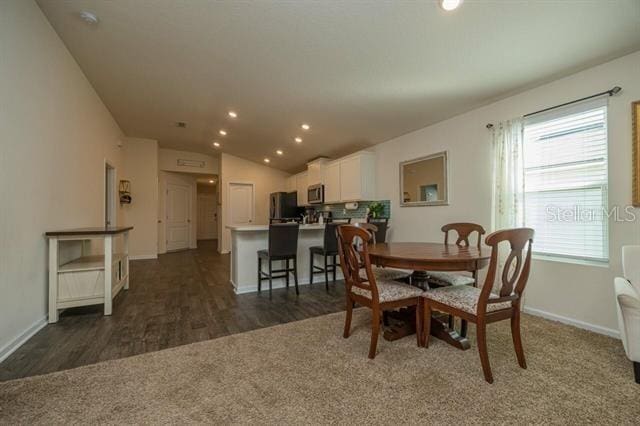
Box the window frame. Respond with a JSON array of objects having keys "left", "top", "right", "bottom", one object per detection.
[{"left": 522, "top": 98, "right": 610, "bottom": 264}]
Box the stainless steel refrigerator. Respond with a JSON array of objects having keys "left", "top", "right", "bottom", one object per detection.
[{"left": 270, "top": 192, "right": 299, "bottom": 220}]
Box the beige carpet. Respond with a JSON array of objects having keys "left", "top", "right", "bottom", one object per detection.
[{"left": 1, "top": 310, "right": 639, "bottom": 425}]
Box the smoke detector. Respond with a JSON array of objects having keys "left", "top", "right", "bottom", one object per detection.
[{"left": 79, "top": 11, "right": 99, "bottom": 25}]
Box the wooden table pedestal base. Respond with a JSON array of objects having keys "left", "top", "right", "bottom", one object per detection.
[{"left": 383, "top": 308, "right": 470, "bottom": 351}]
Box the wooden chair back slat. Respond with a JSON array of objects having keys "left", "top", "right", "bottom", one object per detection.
[
  {"left": 337, "top": 225, "right": 379, "bottom": 299},
  {"left": 354, "top": 223, "right": 378, "bottom": 244},
  {"left": 442, "top": 223, "right": 486, "bottom": 249},
  {"left": 479, "top": 228, "right": 534, "bottom": 311}
]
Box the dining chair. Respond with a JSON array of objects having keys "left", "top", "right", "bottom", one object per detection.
[
  {"left": 426, "top": 223, "right": 486, "bottom": 287},
  {"left": 257, "top": 223, "right": 300, "bottom": 296},
  {"left": 353, "top": 222, "right": 412, "bottom": 282},
  {"left": 337, "top": 225, "right": 424, "bottom": 358},
  {"left": 421, "top": 227, "right": 534, "bottom": 383},
  {"left": 426, "top": 223, "right": 486, "bottom": 336},
  {"left": 366, "top": 217, "right": 389, "bottom": 243}
]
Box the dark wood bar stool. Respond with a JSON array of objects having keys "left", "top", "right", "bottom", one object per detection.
[
  {"left": 309, "top": 218, "right": 351, "bottom": 291},
  {"left": 366, "top": 217, "right": 389, "bottom": 243},
  {"left": 258, "top": 223, "right": 300, "bottom": 296}
]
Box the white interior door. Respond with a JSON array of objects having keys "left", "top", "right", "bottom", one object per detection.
[
  {"left": 229, "top": 183, "right": 254, "bottom": 226},
  {"left": 197, "top": 193, "right": 217, "bottom": 239},
  {"left": 166, "top": 182, "right": 190, "bottom": 251}
]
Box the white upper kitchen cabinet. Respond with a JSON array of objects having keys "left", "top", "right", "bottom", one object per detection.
[
  {"left": 324, "top": 160, "right": 341, "bottom": 203},
  {"left": 296, "top": 171, "right": 308, "bottom": 206},
  {"left": 306, "top": 158, "right": 329, "bottom": 186},
  {"left": 338, "top": 152, "right": 376, "bottom": 202}
]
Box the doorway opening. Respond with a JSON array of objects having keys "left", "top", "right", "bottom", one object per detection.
[
  {"left": 197, "top": 179, "right": 218, "bottom": 241},
  {"left": 159, "top": 172, "right": 219, "bottom": 253}
]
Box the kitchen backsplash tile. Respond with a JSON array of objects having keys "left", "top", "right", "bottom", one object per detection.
[{"left": 318, "top": 200, "right": 391, "bottom": 220}]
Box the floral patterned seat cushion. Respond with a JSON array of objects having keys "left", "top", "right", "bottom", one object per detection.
[
  {"left": 372, "top": 267, "right": 412, "bottom": 281},
  {"left": 423, "top": 285, "right": 512, "bottom": 315},
  {"left": 426, "top": 271, "right": 475, "bottom": 286},
  {"left": 351, "top": 279, "right": 424, "bottom": 303}
]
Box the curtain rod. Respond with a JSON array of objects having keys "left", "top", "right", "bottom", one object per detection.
[{"left": 485, "top": 86, "right": 622, "bottom": 129}]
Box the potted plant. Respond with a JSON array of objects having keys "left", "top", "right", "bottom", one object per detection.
[{"left": 367, "top": 202, "right": 385, "bottom": 219}]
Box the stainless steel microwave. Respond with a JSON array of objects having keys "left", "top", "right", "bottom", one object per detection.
[{"left": 307, "top": 184, "right": 324, "bottom": 204}]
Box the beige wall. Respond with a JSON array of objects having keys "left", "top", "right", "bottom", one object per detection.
[
  {"left": 0, "top": 1, "right": 125, "bottom": 357},
  {"left": 219, "top": 153, "right": 289, "bottom": 253},
  {"left": 375, "top": 51, "right": 640, "bottom": 336},
  {"left": 123, "top": 138, "right": 159, "bottom": 259},
  {"left": 159, "top": 148, "right": 219, "bottom": 175}
]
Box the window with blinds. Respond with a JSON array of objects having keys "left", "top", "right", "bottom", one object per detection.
[{"left": 523, "top": 98, "right": 608, "bottom": 262}]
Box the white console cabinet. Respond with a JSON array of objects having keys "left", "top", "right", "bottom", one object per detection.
[{"left": 45, "top": 226, "right": 133, "bottom": 323}]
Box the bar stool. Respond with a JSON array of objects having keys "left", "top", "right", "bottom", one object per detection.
[
  {"left": 258, "top": 223, "right": 300, "bottom": 295},
  {"left": 309, "top": 218, "right": 351, "bottom": 291}
]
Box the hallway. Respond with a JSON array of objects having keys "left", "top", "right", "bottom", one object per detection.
[{"left": 0, "top": 241, "right": 345, "bottom": 381}]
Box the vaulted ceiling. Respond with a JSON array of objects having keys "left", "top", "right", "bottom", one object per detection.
[{"left": 38, "top": 0, "right": 640, "bottom": 172}]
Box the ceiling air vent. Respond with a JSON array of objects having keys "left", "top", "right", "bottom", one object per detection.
[{"left": 177, "top": 159, "right": 205, "bottom": 168}]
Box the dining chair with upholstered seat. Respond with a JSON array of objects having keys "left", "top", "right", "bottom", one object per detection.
[
  {"left": 421, "top": 227, "right": 534, "bottom": 383},
  {"left": 338, "top": 225, "right": 424, "bottom": 358},
  {"left": 354, "top": 222, "right": 413, "bottom": 282},
  {"left": 426, "top": 223, "right": 486, "bottom": 287}
]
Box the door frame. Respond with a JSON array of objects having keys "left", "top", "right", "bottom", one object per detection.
[
  {"left": 227, "top": 181, "right": 255, "bottom": 225},
  {"left": 104, "top": 159, "right": 117, "bottom": 227},
  {"left": 165, "top": 181, "right": 193, "bottom": 252}
]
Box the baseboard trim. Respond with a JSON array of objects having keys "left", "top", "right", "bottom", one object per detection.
[
  {"left": 0, "top": 316, "right": 47, "bottom": 364},
  {"left": 232, "top": 279, "right": 313, "bottom": 295},
  {"left": 129, "top": 254, "right": 158, "bottom": 260},
  {"left": 523, "top": 306, "right": 620, "bottom": 339}
]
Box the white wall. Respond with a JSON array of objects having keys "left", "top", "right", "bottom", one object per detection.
[
  {"left": 159, "top": 148, "right": 219, "bottom": 175},
  {"left": 375, "top": 51, "right": 640, "bottom": 335},
  {"left": 0, "top": 1, "right": 125, "bottom": 358},
  {"left": 219, "top": 153, "right": 289, "bottom": 253},
  {"left": 123, "top": 138, "right": 159, "bottom": 259}
]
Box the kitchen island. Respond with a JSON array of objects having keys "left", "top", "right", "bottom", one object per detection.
[{"left": 227, "top": 224, "right": 344, "bottom": 294}]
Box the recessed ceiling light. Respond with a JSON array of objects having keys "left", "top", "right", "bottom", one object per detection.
[
  {"left": 294, "top": 137, "right": 303, "bottom": 143},
  {"left": 264, "top": 158, "right": 270, "bottom": 163},
  {"left": 209, "top": 179, "right": 214, "bottom": 184},
  {"left": 301, "top": 124, "right": 310, "bottom": 131},
  {"left": 439, "top": 0, "right": 463, "bottom": 11},
  {"left": 219, "top": 130, "right": 227, "bottom": 136},
  {"left": 212, "top": 141, "right": 221, "bottom": 147},
  {"left": 79, "top": 11, "right": 99, "bottom": 25},
  {"left": 276, "top": 150, "right": 283, "bottom": 155},
  {"left": 228, "top": 111, "right": 237, "bottom": 118}
]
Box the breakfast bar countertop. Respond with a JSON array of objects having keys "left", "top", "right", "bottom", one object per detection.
[{"left": 226, "top": 224, "right": 326, "bottom": 231}]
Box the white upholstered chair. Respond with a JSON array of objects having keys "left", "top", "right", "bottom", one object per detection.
[{"left": 614, "top": 245, "right": 640, "bottom": 384}]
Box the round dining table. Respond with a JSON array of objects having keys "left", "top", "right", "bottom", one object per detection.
[{"left": 367, "top": 242, "right": 491, "bottom": 350}]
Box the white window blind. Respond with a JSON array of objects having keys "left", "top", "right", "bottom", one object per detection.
[{"left": 523, "top": 98, "right": 608, "bottom": 262}]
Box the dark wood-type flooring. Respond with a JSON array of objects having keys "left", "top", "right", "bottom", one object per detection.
[{"left": 0, "top": 240, "right": 346, "bottom": 381}]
